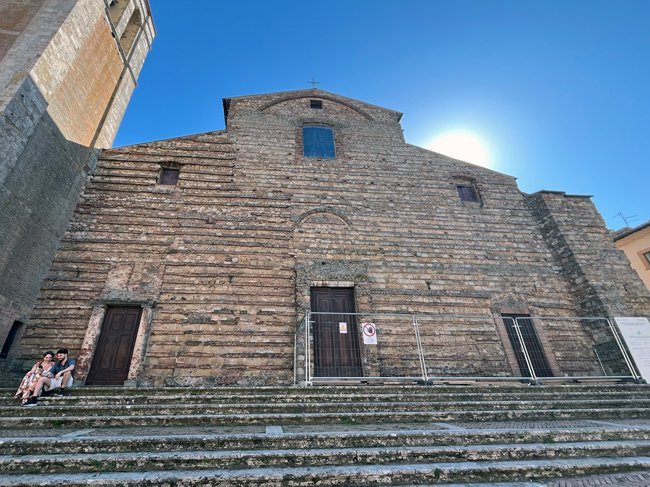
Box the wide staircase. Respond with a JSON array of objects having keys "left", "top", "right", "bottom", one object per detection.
[{"left": 0, "top": 384, "right": 649, "bottom": 486}]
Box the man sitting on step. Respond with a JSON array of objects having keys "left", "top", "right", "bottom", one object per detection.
[{"left": 23, "top": 348, "right": 76, "bottom": 406}]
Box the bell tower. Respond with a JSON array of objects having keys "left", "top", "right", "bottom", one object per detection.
[{"left": 0, "top": 0, "right": 155, "bottom": 357}]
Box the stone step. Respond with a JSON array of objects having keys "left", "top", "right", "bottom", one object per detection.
[
  {"left": 2, "top": 440, "right": 649, "bottom": 475},
  {"left": 3, "top": 384, "right": 648, "bottom": 397},
  {"left": 0, "top": 456, "right": 649, "bottom": 486},
  {"left": 2, "top": 407, "right": 648, "bottom": 429},
  {"left": 5, "top": 389, "right": 650, "bottom": 405},
  {"left": 1, "top": 423, "right": 646, "bottom": 455},
  {"left": 2, "top": 398, "right": 650, "bottom": 417}
]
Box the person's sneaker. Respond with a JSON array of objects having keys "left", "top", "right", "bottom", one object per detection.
[
  {"left": 58, "top": 388, "right": 67, "bottom": 397},
  {"left": 23, "top": 397, "right": 38, "bottom": 406}
]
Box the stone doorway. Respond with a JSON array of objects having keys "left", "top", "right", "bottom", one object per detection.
[
  {"left": 310, "top": 287, "right": 362, "bottom": 377},
  {"left": 86, "top": 306, "right": 142, "bottom": 385}
]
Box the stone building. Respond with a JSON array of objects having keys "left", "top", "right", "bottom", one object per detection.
[
  {"left": 0, "top": 0, "right": 155, "bottom": 358},
  {"left": 615, "top": 221, "right": 650, "bottom": 291},
  {"left": 10, "top": 88, "right": 650, "bottom": 386}
]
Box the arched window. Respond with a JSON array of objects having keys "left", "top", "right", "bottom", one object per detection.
[
  {"left": 108, "top": 0, "right": 129, "bottom": 25},
  {"left": 303, "top": 125, "right": 335, "bottom": 158},
  {"left": 119, "top": 7, "right": 142, "bottom": 57}
]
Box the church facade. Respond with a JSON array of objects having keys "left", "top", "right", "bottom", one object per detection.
[{"left": 13, "top": 89, "right": 650, "bottom": 386}]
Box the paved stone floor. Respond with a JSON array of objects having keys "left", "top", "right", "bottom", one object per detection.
[
  {"left": 546, "top": 470, "right": 650, "bottom": 486},
  {"left": 1, "top": 418, "right": 646, "bottom": 438},
  {"left": 449, "top": 420, "right": 604, "bottom": 430}
]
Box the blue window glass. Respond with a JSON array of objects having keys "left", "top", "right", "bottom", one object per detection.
[{"left": 303, "top": 126, "right": 335, "bottom": 158}]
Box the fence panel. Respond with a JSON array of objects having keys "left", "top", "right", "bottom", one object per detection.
[
  {"left": 416, "top": 314, "right": 526, "bottom": 380},
  {"left": 307, "top": 312, "right": 424, "bottom": 382},
  {"left": 296, "top": 311, "right": 642, "bottom": 384},
  {"left": 520, "top": 317, "right": 638, "bottom": 380}
]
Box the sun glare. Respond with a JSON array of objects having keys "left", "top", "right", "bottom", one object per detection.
[{"left": 427, "top": 131, "right": 491, "bottom": 168}]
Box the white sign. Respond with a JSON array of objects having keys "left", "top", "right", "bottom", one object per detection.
[
  {"left": 339, "top": 322, "right": 348, "bottom": 334},
  {"left": 362, "top": 322, "right": 377, "bottom": 345},
  {"left": 614, "top": 317, "right": 650, "bottom": 380}
]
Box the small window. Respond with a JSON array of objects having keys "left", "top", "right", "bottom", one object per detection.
[
  {"left": 310, "top": 99, "right": 323, "bottom": 109},
  {"left": 303, "top": 126, "right": 335, "bottom": 158},
  {"left": 159, "top": 168, "right": 179, "bottom": 185},
  {"left": 644, "top": 251, "right": 650, "bottom": 265},
  {"left": 457, "top": 184, "right": 479, "bottom": 202}
]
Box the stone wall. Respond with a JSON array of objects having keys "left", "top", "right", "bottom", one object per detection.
[
  {"left": 526, "top": 191, "right": 650, "bottom": 317},
  {"left": 18, "top": 89, "right": 646, "bottom": 385},
  {"left": 0, "top": 0, "right": 154, "bottom": 356}
]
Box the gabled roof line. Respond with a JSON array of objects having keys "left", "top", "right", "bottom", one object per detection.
[
  {"left": 614, "top": 220, "right": 650, "bottom": 241},
  {"left": 223, "top": 88, "right": 403, "bottom": 122}
]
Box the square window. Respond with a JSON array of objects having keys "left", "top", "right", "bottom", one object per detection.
[
  {"left": 303, "top": 126, "right": 335, "bottom": 158},
  {"left": 159, "top": 168, "right": 179, "bottom": 185},
  {"left": 310, "top": 99, "right": 323, "bottom": 109},
  {"left": 457, "top": 184, "right": 479, "bottom": 202}
]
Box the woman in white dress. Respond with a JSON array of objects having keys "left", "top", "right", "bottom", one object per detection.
[{"left": 14, "top": 351, "right": 55, "bottom": 405}]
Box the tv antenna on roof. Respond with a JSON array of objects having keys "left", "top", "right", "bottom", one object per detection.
[
  {"left": 613, "top": 211, "right": 638, "bottom": 227},
  {"left": 307, "top": 77, "right": 320, "bottom": 88}
]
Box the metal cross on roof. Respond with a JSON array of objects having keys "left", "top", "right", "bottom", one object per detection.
[{"left": 307, "top": 77, "right": 320, "bottom": 88}]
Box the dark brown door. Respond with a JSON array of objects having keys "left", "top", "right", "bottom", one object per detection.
[
  {"left": 502, "top": 314, "right": 553, "bottom": 378},
  {"left": 311, "top": 287, "right": 362, "bottom": 377},
  {"left": 86, "top": 306, "right": 142, "bottom": 385}
]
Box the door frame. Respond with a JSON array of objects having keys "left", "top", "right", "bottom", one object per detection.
[
  {"left": 76, "top": 303, "right": 155, "bottom": 386},
  {"left": 85, "top": 306, "right": 142, "bottom": 385},
  {"left": 310, "top": 286, "right": 363, "bottom": 377}
]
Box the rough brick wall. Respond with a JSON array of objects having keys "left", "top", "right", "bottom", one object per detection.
[
  {"left": 0, "top": 0, "right": 48, "bottom": 66},
  {"left": 19, "top": 89, "right": 647, "bottom": 385},
  {"left": 526, "top": 191, "right": 650, "bottom": 317},
  {"left": 0, "top": 0, "right": 154, "bottom": 356}
]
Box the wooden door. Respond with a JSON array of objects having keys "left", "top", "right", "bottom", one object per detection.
[
  {"left": 502, "top": 314, "right": 553, "bottom": 377},
  {"left": 311, "top": 287, "right": 362, "bottom": 377},
  {"left": 86, "top": 306, "right": 142, "bottom": 385}
]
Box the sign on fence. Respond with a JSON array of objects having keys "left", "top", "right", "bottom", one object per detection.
[{"left": 614, "top": 317, "right": 650, "bottom": 380}]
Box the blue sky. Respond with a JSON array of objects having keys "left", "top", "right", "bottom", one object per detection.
[{"left": 115, "top": 1, "right": 650, "bottom": 230}]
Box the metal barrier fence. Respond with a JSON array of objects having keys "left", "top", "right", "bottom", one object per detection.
[{"left": 293, "top": 312, "right": 643, "bottom": 385}]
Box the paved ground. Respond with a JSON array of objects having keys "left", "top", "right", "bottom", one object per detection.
[
  {"left": 547, "top": 471, "right": 650, "bottom": 486},
  {"left": 1, "top": 418, "right": 648, "bottom": 438},
  {"left": 0, "top": 419, "right": 636, "bottom": 438}
]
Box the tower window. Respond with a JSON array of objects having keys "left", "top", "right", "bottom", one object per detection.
[
  {"left": 310, "top": 100, "right": 323, "bottom": 109},
  {"left": 159, "top": 167, "right": 179, "bottom": 185},
  {"left": 303, "top": 126, "right": 335, "bottom": 158},
  {"left": 457, "top": 184, "right": 479, "bottom": 202}
]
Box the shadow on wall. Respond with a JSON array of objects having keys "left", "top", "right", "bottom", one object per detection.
[{"left": 0, "top": 76, "right": 99, "bottom": 359}]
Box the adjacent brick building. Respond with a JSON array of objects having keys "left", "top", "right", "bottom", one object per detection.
[
  {"left": 0, "top": 0, "right": 155, "bottom": 358},
  {"left": 11, "top": 88, "right": 650, "bottom": 386}
]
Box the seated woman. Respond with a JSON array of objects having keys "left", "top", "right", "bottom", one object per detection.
[
  {"left": 14, "top": 351, "right": 55, "bottom": 405},
  {"left": 25, "top": 348, "right": 76, "bottom": 406}
]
